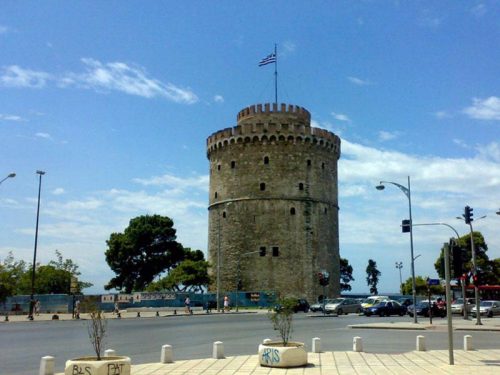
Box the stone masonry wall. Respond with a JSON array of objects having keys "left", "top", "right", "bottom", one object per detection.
[{"left": 206, "top": 103, "right": 341, "bottom": 303}]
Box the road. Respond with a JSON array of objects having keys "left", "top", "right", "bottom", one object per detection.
[{"left": 1, "top": 313, "right": 498, "bottom": 375}]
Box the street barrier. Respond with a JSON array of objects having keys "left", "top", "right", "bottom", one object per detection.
[
  {"left": 213, "top": 341, "right": 224, "bottom": 359},
  {"left": 464, "top": 335, "right": 473, "bottom": 351},
  {"left": 161, "top": 345, "right": 173, "bottom": 363},
  {"left": 353, "top": 337, "right": 363, "bottom": 352},
  {"left": 416, "top": 335, "right": 426, "bottom": 351},
  {"left": 312, "top": 337, "right": 321, "bottom": 353},
  {"left": 39, "top": 356, "right": 54, "bottom": 375}
]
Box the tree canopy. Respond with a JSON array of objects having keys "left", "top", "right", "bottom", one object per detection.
[
  {"left": 105, "top": 215, "right": 187, "bottom": 293},
  {"left": 0, "top": 250, "right": 92, "bottom": 301},
  {"left": 340, "top": 257, "right": 355, "bottom": 291},
  {"left": 401, "top": 276, "right": 443, "bottom": 296},
  {"left": 366, "top": 259, "right": 381, "bottom": 295},
  {"left": 434, "top": 231, "right": 499, "bottom": 285}
]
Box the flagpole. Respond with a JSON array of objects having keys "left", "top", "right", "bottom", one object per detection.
[{"left": 274, "top": 44, "right": 278, "bottom": 106}]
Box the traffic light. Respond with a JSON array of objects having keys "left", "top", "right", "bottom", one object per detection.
[
  {"left": 401, "top": 219, "right": 411, "bottom": 233},
  {"left": 464, "top": 206, "right": 473, "bottom": 224},
  {"left": 317, "top": 271, "right": 330, "bottom": 286}
]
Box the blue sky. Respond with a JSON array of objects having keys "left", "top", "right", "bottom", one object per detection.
[{"left": 1, "top": 1, "right": 499, "bottom": 295}]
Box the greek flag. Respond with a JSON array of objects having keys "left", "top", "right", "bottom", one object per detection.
[{"left": 258, "top": 53, "right": 276, "bottom": 67}]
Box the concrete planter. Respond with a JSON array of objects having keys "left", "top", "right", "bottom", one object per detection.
[
  {"left": 65, "top": 356, "right": 131, "bottom": 375},
  {"left": 258, "top": 341, "right": 307, "bottom": 368}
]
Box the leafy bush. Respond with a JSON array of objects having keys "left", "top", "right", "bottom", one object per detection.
[{"left": 268, "top": 297, "right": 296, "bottom": 346}]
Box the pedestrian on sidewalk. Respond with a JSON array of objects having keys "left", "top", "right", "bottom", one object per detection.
[
  {"left": 75, "top": 299, "right": 80, "bottom": 319},
  {"left": 185, "top": 296, "right": 191, "bottom": 313},
  {"left": 224, "top": 295, "right": 230, "bottom": 312},
  {"left": 34, "top": 299, "right": 41, "bottom": 316}
]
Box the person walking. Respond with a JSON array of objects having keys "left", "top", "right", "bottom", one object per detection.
[
  {"left": 75, "top": 299, "right": 81, "bottom": 319},
  {"left": 34, "top": 299, "right": 41, "bottom": 316},
  {"left": 223, "top": 295, "right": 230, "bottom": 312},
  {"left": 184, "top": 296, "right": 191, "bottom": 313}
]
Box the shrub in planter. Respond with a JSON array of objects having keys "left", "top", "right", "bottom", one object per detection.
[
  {"left": 65, "top": 306, "right": 131, "bottom": 375},
  {"left": 258, "top": 297, "right": 307, "bottom": 368}
]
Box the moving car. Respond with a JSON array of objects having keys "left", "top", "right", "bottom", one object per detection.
[
  {"left": 324, "top": 298, "right": 362, "bottom": 315},
  {"left": 361, "top": 296, "right": 389, "bottom": 309},
  {"left": 364, "top": 300, "right": 407, "bottom": 317},
  {"left": 450, "top": 298, "right": 475, "bottom": 314},
  {"left": 408, "top": 301, "right": 446, "bottom": 318},
  {"left": 471, "top": 300, "right": 500, "bottom": 318}
]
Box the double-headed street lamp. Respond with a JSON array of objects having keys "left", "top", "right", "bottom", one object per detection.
[
  {"left": 395, "top": 262, "right": 403, "bottom": 292},
  {"left": 29, "top": 170, "right": 45, "bottom": 320},
  {"left": 0, "top": 172, "right": 16, "bottom": 185},
  {"left": 376, "top": 176, "right": 418, "bottom": 323}
]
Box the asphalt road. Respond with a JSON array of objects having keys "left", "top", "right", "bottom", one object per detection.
[{"left": 1, "top": 313, "right": 499, "bottom": 375}]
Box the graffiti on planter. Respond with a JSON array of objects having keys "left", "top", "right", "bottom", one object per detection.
[{"left": 261, "top": 347, "right": 280, "bottom": 365}]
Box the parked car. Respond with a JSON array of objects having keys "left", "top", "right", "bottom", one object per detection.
[
  {"left": 274, "top": 298, "right": 310, "bottom": 313},
  {"left": 324, "top": 298, "right": 362, "bottom": 315},
  {"left": 450, "top": 298, "right": 475, "bottom": 314},
  {"left": 408, "top": 301, "right": 446, "bottom": 318},
  {"left": 364, "top": 300, "right": 407, "bottom": 317},
  {"left": 471, "top": 300, "right": 500, "bottom": 318},
  {"left": 396, "top": 297, "right": 413, "bottom": 307},
  {"left": 310, "top": 299, "right": 335, "bottom": 312},
  {"left": 361, "top": 296, "right": 389, "bottom": 310}
]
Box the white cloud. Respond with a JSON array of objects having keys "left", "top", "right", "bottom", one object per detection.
[
  {"left": 378, "top": 130, "right": 400, "bottom": 142},
  {"left": 453, "top": 139, "right": 469, "bottom": 149},
  {"left": 463, "top": 96, "right": 500, "bottom": 120},
  {"left": 282, "top": 41, "right": 296, "bottom": 55},
  {"left": 471, "top": 4, "right": 487, "bottom": 17},
  {"left": 433, "top": 110, "right": 451, "bottom": 119},
  {"left": 214, "top": 95, "right": 224, "bottom": 103},
  {"left": 476, "top": 142, "right": 500, "bottom": 162},
  {"left": 1, "top": 59, "right": 199, "bottom": 104},
  {"left": 0, "top": 65, "right": 51, "bottom": 88},
  {"left": 133, "top": 173, "right": 209, "bottom": 191},
  {"left": 0, "top": 113, "right": 25, "bottom": 122},
  {"left": 52, "top": 188, "right": 65, "bottom": 195},
  {"left": 331, "top": 112, "right": 351, "bottom": 122},
  {"left": 62, "top": 58, "right": 198, "bottom": 104},
  {"left": 35, "top": 132, "right": 52, "bottom": 140},
  {"left": 347, "top": 76, "right": 371, "bottom": 86}
]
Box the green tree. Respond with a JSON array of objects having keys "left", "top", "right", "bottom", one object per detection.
[
  {"left": 0, "top": 252, "right": 27, "bottom": 302},
  {"left": 147, "top": 259, "right": 210, "bottom": 293},
  {"left": 340, "top": 257, "right": 355, "bottom": 291},
  {"left": 401, "top": 276, "right": 443, "bottom": 296},
  {"left": 366, "top": 259, "right": 381, "bottom": 295},
  {"left": 105, "top": 215, "right": 185, "bottom": 293},
  {"left": 434, "top": 232, "right": 498, "bottom": 284}
]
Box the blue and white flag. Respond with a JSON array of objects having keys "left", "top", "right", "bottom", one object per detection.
[{"left": 258, "top": 53, "right": 276, "bottom": 67}]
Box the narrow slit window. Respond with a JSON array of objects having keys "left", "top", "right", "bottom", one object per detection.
[
  {"left": 231, "top": 161, "right": 236, "bottom": 169},
  {"left": 259, "top": 246, "right": 266, "bottom": 256},
  {"left": 324, "top": 208, "right": 328, "bottom": 214},
  {"left": 214, "top": 192, "right": 218, "bottom": 198},
  {"left": 299, "top": 183, "right": 304, "bottom": 191},
  {"left": 272, "top": 247, "right": 279, "bottom": 257},
  {"left": 321, "top": 162, "right": 325, "bottom": 169},
  {"left": 217, "top": 164, "right": 221, "bottom": 171},
  {"left": 307, "top": 159, "right": 311, "bottom": 166},
  {"left": 260, "top": 182, "right": 266, "bottom": 191},
  {"left": 222, "top": 211, "right": 227, "bottom": 218},
  {"left": 290, "top": 207, "right": 296, "bottom": 215},
  {"left": 264, "top": 156, "right": 269, "bottom": 165}
]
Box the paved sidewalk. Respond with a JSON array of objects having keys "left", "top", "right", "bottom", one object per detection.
[{"left": 129, "top": 349, "right": 500, "bottom": 374}]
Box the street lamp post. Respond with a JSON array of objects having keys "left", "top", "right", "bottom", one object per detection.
[
  {"left": 0, "top": 172, "right": 16, "bottom": 185},
  {"left": 395, "top": 262, "right": 403, "bottom": 293},
  {"left": 216, "top": 201, "right": 232, "bottom": 313},
  {"left": 376, "top": 176, "right": 418, "bottom": 323},
  {"left": 29, "top": 170, "right": 45, "bottom": 320}
]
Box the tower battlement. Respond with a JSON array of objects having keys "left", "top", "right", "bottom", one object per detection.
[
  {"left": 207, "top": 103, "right": 340, "bottom": 158},
  {"left": 237, "top": 103, "right": 310, "bottom": 125}
]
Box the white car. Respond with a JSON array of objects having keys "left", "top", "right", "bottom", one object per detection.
[
  {"left": 450, "top": 298, "right": 475, "bottom": 314},
  {"left": 471, "top": 300, "right": 500, "bottom": 318}
]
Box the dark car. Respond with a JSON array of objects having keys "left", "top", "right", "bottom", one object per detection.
[
  {"left": 408, "top": 301, "right": 446, "bottom": 318},
  {"left": 274, "top": 298, "right": 310, "bottom": 313},
  {"left": 364, "top": 300, "right": 407, "bottom": 317}
]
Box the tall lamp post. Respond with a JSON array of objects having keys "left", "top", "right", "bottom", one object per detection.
[
  {"left": 395, "top": 262, "right": 403, "bottom": 293},
  {"left": 0, "top": 172, "right": 16, "bottom": 185},
  {"left": 216, "top": 201, "right": 232, "bottom": 312},
  {"left": 29, "top": 170, "right": 45, "bottom": 320},
  {"left": 376, "top": 176, "right": 418, "bottom": 323}
]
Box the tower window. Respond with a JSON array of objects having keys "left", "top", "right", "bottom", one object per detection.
[
  {"left": 214, "top": 192, "right": 218, "bottom": 198},
  {"left": 223, "top": 211, "right": 227, "bottom": 218},
  {"left": 299, "top": 183, "right": 304, "bottom": 191},
  {"left": 217, "top": 164, "right": 221, "bottom": 171},
  {"left": 307, "top": 159, "right": 311, "bottom": 166},
  {"left": 231, "top": 161, "right": 236, "bottom": 168},
  {"left": 321, "top": 162, "right": 325, "bottom": 169},
  {"left": 264, "top": 156, "right": 269, "bottom": 165},
  {"left": 290, "top": 207, "right": 296, "bottom": 215},
  {"left": 259, "top": 246, "right": 266, "bottom": 256},
  {"left": 324, "top": 208, "right": 328, "bottom": 214},
  {"left": 272, "top": 247, "right": 279, "bottom": 257},
  {"left": 260, "top": 182, "right": 266, "bottom": 191}
]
